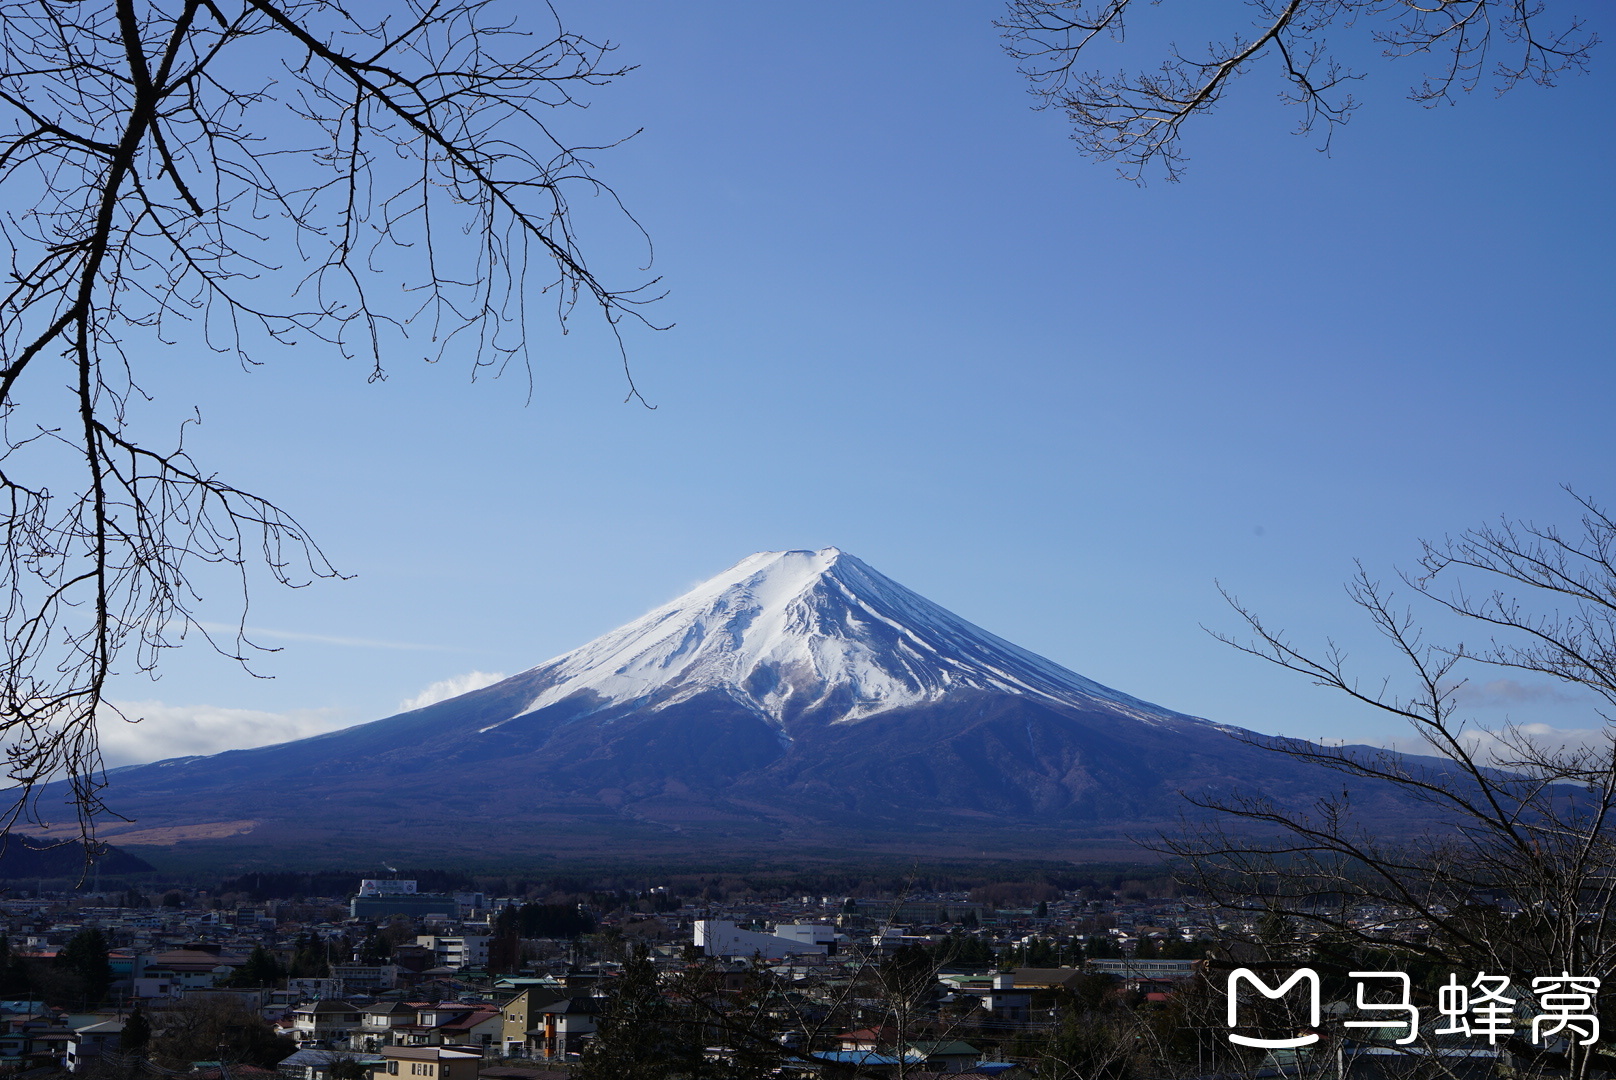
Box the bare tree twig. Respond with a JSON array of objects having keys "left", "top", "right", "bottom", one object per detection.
[
  {"left": 1000, "top": 0, "right": 1597, "bottom": 181},
  {"left": 0, "top": 0, "right": 660, "bottom": 848}
]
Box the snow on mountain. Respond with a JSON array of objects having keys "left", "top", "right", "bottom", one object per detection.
[{"left": 490, "top": 547, "right": 1194, "bottom": 730}]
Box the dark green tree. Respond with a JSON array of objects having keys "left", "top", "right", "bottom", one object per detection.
[
  {"left": 0, "top": 936, "right": 31, "bottom": 998},
  {"left": 59, "top": 927, "right": 112, "bottom": 1003},
  {"left": 357, "top": 933, "right": 391, "bottom": 965},
  {"left": 228, "top": 944, "right": 285, "bottom": 988},
  {"left": 1033, "top": 997, "right": 1135, "bottom": 1080},
  {"left": 881, "top": 944, "right": 939, "bottom": 1011},
  {"left": 663, "top": 960, "right": 784, "bottom": 1080},
  {"left": 940, "top": 930, "right": 994, "bottom": 969},
  {"left": 289, "top": 931, "right": 330, "bottom": 979},
  {"left": 575, "top": 943, "right": 678, "bottom": 1080},
  {"left": 487, "top": 905, "right": 522, "bottom": 976},
  {"left": 515, "top": 902, "right": 596, "bottom": 939},
  {"left": 148, "top": 997, "right": 295, "bottom": 1069},
  {"left": 119, "top": 1005, "right": 151, "bottom": 1053}
]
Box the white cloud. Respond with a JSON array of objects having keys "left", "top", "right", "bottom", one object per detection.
[
  {"left": 1383, "top": 722, "right": 1613, "bottom": 764},
  {"left": 398, "top": 671, "right": 507, "bottom": 712},
  {"left": 1447, "top": 678, "right": 1580, "bottom": 708},
  {"left": 71, "top": 669, "right": 509, "bottom": 771},
  {"left": 97, "top": 700, "right": 356, "bottom": 769},
  {"left": 196, "top": 622, "right": 470, "bottom": 652}
]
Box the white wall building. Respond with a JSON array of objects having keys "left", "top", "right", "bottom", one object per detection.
[
  {"left": 693, "top": 921, "right": 830, "bottom": 958},
  {"left": 415, "top": 935, "right": 490, "bottom": 970},
  {"left": 774, "top": 924, "right": 836, "bottom": 950}
]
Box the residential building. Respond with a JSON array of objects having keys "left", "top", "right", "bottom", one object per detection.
[
  {"left": 64, "top": 1020, "right": 122, "bottom": 1073},
  {"left": 290, "top": 1000, "right": 365, "bottom": 1048},
  {"left": 498, "top": 989, "right": 560, "bottom": 1057},
  {"left": 355, "top": 1002, "right": 417, "bottom": 1052},
  {"left": 414, "top": 936, "right": 489, "bottom": 970},
  {"left": 528, "top": 997, "right": 600, "bottom": 1059},
  {"left": 393, "top": 1004, "right": 501, "bottom": 1052},
  {"left": 335, "top": 963, "right": 399, "bottom": 995},
  {"left": 982, "top": 974, "right": 1031, "bottom": 1023},
  {"left": 140, "top": 948, "right": 242, "bottom": 989},
  {"left": 277, "top": 1048, "right": 385, "bottom": 1080},
  {"left": 903, "top": 1040, "right": 981, "bottom": 1073},
  {"left": 371, "top": 1045, "right": 480, "bottom": 1080}
]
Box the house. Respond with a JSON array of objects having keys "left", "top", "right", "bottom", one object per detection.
[
  {"left": 0, "top": 1010, "right": 59, "bottom": 1063},
  {"left": 903, "top": 1041, "right": 981, "bottom": 1073},
  {"left": 132, "top": 976, "right": 182, "bottom": 1001},
  {"left": 428, "top": 1006, "right": 502, "bottom": 1054},
  {"left": 498, "top": 990, "right": 562, "bottom": 1057},
  {"left": 982, "top": 975, "right": 1031, "bottom": 1023},
  {"left": 371, "top": 1045, "right": 480, "bottom": 1080},
  {"left": 1007, "top": 968, "right": 1085, "bottom": 992},
  {"left": 28, "top": 1022, "right": 75, "bottom": 1066},
  {"left": 334, "top": 964, "right": 399, "bottom": 995},
  {"left": 414, "top": 937, "right": 489, "bottom": 971},
  {"left": 389, "top": 946, "right": 435, "bottom": 976},
  {"left": 142, "top": 949, "right": 244, "bottom": 989},
  {"left": 290, "top": 1000, "right": 365, "bottom": 1048},
  {"left": 64, "top": 1020, "right": 122, "bottom": 1073},
  {"left": 813, "top": 1049, "right": 904, "bottom": 1077},
  {"left": 392, "top": 1004, "right": 501, "bottom": 1052},
  {"left": 837, "top": 1027, "right": 900, "bottom": 1052},
  {"left": 185, "top": 987, "right": 269, "bottom": 1010},
  {"left": 277, "top": 1048, "right": 385, "bottom": 1080},
  {"left": 527, "top": 997, "right": 601, "bottom": 1059},
  {"left": 355, "top": 1002, "right": 417, "bottom": 1052},
  {"left": 194, "top": 1065, "right": 282, "bottom": 1080}
]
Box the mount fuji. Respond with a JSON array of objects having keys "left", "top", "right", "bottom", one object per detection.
[{"left": 77, "top": 549, "right": 1402, "bottom": 865}]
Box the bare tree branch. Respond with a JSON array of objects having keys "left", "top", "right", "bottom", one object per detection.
[
  {"left": 0, "top": 0, "right": 660, "bottom": 847},
  {"left": 1000, "top": 0, "right": 1598, "bottom": 180},
  {"left": 1171, "top": 491, "right": 1616, "bottom": 1080}
]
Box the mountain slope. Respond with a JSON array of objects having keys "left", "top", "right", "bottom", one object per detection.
[{"left": 69, "top": 549, "right": 1411, "bottom": 865}]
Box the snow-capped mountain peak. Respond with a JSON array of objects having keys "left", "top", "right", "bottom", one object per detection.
[{"left": 498, "top": 547, "right": 1184, "bottom": 729}]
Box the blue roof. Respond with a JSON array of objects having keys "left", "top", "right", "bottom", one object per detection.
[
  {"left": 277, "top": 1050, "right": 385, "bottom": 1067},
  {"left": 812, "top": 1050, "right": 904, "bottom": 1065}
]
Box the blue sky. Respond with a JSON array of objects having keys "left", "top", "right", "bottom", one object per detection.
[{"left": 98, "top": 1, "right": 1614, "bottom": 768}]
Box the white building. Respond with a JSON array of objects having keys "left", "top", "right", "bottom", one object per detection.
[
  {"left": 334, "top": 963, "right": 399, "bottom": 995},
  {"left": 415, "top": 935, "right": 490, "bottom": 970},
  {"left": 774, "top": 924, "right": 836, "bottom": 950},
  {"left": 693, "top": 921, "right": 830, "bottom": 958}
]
